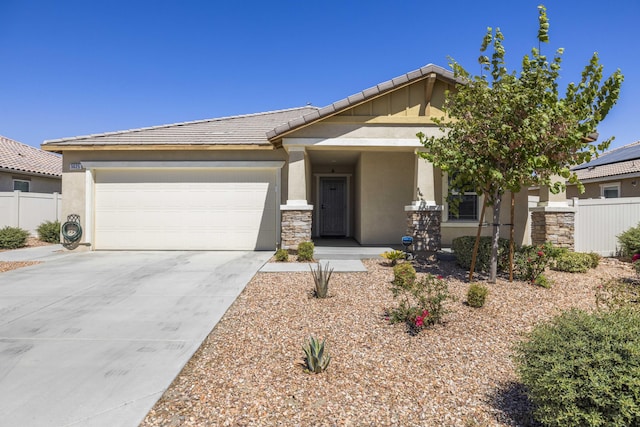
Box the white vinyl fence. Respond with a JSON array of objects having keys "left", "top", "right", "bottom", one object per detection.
[
  {"left": 0, "top": 191, "right": 62, "bottom": 235},
  {"left": 573, "top": 197, "right": 640, "bottom": 256}
]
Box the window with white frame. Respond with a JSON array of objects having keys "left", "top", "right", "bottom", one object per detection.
[
  {"left": 13, "top": 179, "right": 30, "bottom": 192},
  {"left": 600, "top": 183, "right": 620, "bottom": 198}
]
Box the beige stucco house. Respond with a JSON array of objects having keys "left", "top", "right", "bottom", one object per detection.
[
  {"left": 1, "top": 135, "right": 62, "bottom": 193},
  {"left": 42, "top": 64, "right": 530, "bottom": 251},
  {"left": 567, "top": 140, "right": 640, "bottom": 199}
]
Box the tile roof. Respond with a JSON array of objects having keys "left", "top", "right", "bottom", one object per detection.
[
  {"left": 42, "top": 107, "right": 319, "bottom": 148},
  {"left": 266, "top": 64, "right": 463, "bottom": 141},
  {"left": 0, "top": 135, "right": 62, "bottom": 177},
  {"left": 572, "top": 141, "right": 640, "bottom": 181}
]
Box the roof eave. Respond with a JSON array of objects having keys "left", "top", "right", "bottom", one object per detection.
[{"left": 41, "top": 143, "right": 275, "bottom": 152}]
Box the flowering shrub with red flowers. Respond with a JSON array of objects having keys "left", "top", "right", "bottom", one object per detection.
[
  {"left": 514, "top": 242, "right": 558, "bottom": 287},
  {"left": 388, "top": 272, "right": 455, "bottom": 334},
  {"left": 632, "top": 253, "right": 640, "bottom": 277}
]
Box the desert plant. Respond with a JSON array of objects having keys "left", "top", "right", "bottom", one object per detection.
[
  {"left": 0, "top": 226, "right": 30, "bottom": 249},
  {"left": 595, "top": 278, "right": 640, "bottom": 311},
  {"left": 274, "top": 248, "right": 289, "bottom": 262},
  {"left": 618, "top": 223, "right": 640, "bottom": 257},
  {"left": 514, "top": 308, "right": 640, "bottom": 427},
  {"left": 302, "top": 336, "right": 331, "bottom": 374},
  {"left": 37, "top": 220, "right": 61, "bottom": 244},
  {"left": 467, "top": 283, "right": 489, "bottom": 308},
  {"left": 451, "top": 236, "right": 510, "bottom": 273},
  {"left": 552, "top": 251, "right": 594, "bottom": 273},
  {"left": 310, "top": 262, "right": 333, "bottom": 298},
  {"left": 514, "top": 242, "right": 555, "bottom": 286},
  {"left": 381, "top": 249, "right": 406, "bottom": 266},
  {"left": 297, "top": 241, "right": 314, "bottom": 261}
]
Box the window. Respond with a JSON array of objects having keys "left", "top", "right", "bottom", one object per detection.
[
  {"left": 445, "top": 174, "right": 479, "bottom": 221},
  {"left": 448, "top": 193, "right": 479, "bottom": 221},
  {"left": 600, "top": 183, "right": 620, "bottom": 198},
  {"left": 13, "top": 179, "right": 30, "bottom": 192}
]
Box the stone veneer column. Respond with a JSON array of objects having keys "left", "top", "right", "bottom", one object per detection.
[
  {"left": 280, "top": 204, "right": 313, "bottom": 251},
  {"left": 404, "top": 203, "right": 443, "bottom": 256},
  {"left": 530, "top": 206, "right": 576, "bottom": 249}
]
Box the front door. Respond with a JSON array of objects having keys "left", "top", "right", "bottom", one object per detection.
[{"left": 319, "top": 177, "right": 347, "bottom": 236}]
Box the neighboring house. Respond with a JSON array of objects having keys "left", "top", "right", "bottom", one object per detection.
[
  {"left": 42, "top": 64, "right": 530, "bottom": 251},
  {"left": 0, "top": 135, "right": 62, "bottom": 193},
  {"left": 568, "top": 140, "right": 640, "bottom": 199}
]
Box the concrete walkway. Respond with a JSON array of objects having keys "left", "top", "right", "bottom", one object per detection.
[
  {"left": 0, "top": 244, "right": 69, "bottom": 262},
  {"left": 0, "top": 250, "right": 271, "bottom": 427}
]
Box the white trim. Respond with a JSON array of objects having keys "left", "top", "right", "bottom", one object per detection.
[
  {"left": 283, "top": 137, "right": 421, "bottom": 148},
  {"left": 85, "top": 169, "right": 95, "bottom": 245},
  {"left": 81, "top": 161, "right": 285, "bottom": 169},
  {"left": 314, "top": 174, "right": 351, "bottom": 237}
]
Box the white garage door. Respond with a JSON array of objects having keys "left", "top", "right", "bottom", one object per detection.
[{"left": 94, "top": 168, "right": 278, "bottom": 250}]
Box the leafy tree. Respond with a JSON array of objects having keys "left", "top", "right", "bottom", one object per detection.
[{"left": 417, "top": 5, "right": 623, "bottom": 282}]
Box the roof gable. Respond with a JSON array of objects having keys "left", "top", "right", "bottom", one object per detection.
[
  {"left": 266, "top": 64, "right": 462, "bottom": 141},
  {"left": 0, "top": 135, "right": 62, "bottom": 177}
]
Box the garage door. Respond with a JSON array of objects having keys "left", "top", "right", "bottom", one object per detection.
[{"left": 94, "top": 168, "right": 278, "bottom": 250}]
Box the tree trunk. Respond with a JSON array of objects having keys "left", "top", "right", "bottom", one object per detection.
[
  {"left": 509, "top": 192, "right": 515, "bottom": 282},
  {"left": 489, "top": 191, "right": 502, "bottom": 283},
  {"left": 468, "top": 202, "right": 487, "bottom": 282}
]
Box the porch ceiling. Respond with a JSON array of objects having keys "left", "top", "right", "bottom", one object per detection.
[{"left": 307, "top": 150, "right": 360, "bottom": 166}]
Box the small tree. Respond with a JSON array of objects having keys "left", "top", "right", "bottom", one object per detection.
[{"left": 418, "top": 5, "right": 623, "bottom": 282}]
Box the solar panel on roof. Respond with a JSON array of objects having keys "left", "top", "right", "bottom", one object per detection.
[{"left": 573, "top": 143, "right": 640, "bottom": 170}]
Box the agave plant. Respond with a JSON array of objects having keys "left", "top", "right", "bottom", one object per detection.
[
  {"left": 302, "top": 336, "right": 331, "bottom": 374},
  {"left": 310, "top": 262, "right": 333, "bottom": 298}
]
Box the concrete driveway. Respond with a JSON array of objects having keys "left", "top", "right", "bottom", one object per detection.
[{"left": 0, "top": 250, "right": 271, "bottom": 427}]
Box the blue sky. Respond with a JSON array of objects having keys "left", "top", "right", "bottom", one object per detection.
[{"left": 0, "top": 0, "right": 637, "bottom": 150}]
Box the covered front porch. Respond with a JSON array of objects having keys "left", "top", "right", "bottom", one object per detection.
[{"left": 280, "top": 145, "right": 443, "bottom": 253}]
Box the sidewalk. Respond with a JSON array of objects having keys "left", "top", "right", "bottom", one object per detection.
[{"left": 0, "top": 244, "right": 70, "bottom": 262}]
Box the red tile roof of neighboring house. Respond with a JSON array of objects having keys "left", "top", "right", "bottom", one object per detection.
[{"left": 0, "top": 135, "right": 62, "bottom": 177}]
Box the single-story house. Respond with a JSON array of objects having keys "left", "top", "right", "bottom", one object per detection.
[
  {"left": 567, "top": 140, "right": 640, "bottom": 199},
  {"left": 0, "top": 135, "right": 62, "bottom": 193},
  {"left": 42, "top": 64, "right": 530, "bottom": 251}
]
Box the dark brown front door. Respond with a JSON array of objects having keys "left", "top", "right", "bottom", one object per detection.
[{"left": 319, "top": 177, "right": 346, "bottom": 236}]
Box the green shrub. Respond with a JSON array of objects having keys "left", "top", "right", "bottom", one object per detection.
[
  {"left": 514, "top": 308, "right": 640, "bottom": 427},
  {"left": 0, "top": 226, "right": 30, "bottom": 249},
  {"left": 451, "top": 236, "right": 510, "bottom": 273},
  {"left": 587, "top": 252, "right": 601, "bottom": 269},
  {"left": 552, "top": 251, "right": 594, "bottom": 273},
  {"left": 392, "top": 262, "right": 416, "bottom": 289},
  {"left": 274, "top": 248, "right": 289, "bottom": 262},
  {"left": 514, "top": 243, "right": 555, "bottom": 285},
  {"left": 617, "top": 222, "right": 640, "bottom": 257},
  {"left": 37, "top": 220, "right": 61, "bottom": 243},
  {"left": 467, "top": 283, "right": 489, "bottom": 308},
  {"left": 595, "top": 278, "right": 640, "bottom": 311},
  {"left": 297, "top": 241, "right": 314, "bottom": 261}
]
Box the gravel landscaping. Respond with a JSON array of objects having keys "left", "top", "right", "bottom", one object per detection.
[{"left": 141, "top": 256, "right": 633, "bottom": 427}]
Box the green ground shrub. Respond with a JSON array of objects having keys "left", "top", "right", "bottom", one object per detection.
[
  {"left": 467, "top": 283, "right": 489, "bottom": 308},
  {"left": 514, "top": 308, "right": 640, "bottom": 427},
  {"left": 617, "top": 222, "right": 640, "bottom": 257},
  {"left": 297, "top": 241, "right": 314, "bottom": 261},
  {"left": 37, "top": 220, "right": 61, "bottom": 243},
  {"left": 552, "top": 251, "right": 595, "bottom": 273},
  {"left": 451, "top": 236, "right": 510, "bottom": 273},
  {"left": 274, "top": 248, "right": 289, "bottom": 262},
  {"left": 0, "top": 226, "right": 29, "bottom": 249},
  {"left": 514, "top": 243, "right": 555, "bottom": 286}
]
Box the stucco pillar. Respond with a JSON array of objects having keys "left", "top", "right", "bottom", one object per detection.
[
  {"left": 413, "top": 150, "right": 437, "bottom": 206},
  {"left": 281, "top": 147, "right": 313, "bottom": 250},
  {"left": 538, "top": 175, "right": 569, "bottom": 208}
]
